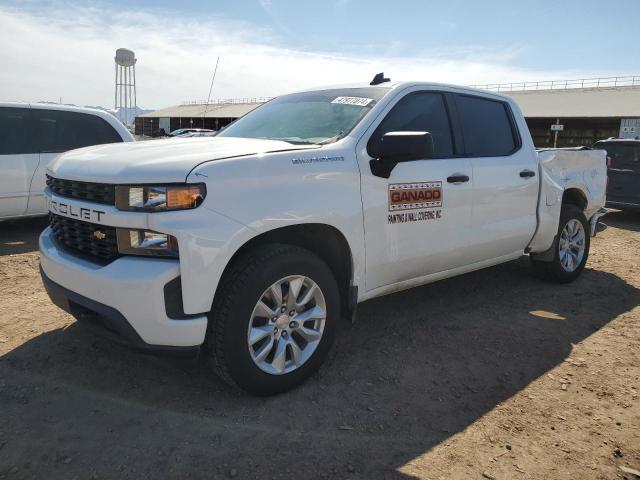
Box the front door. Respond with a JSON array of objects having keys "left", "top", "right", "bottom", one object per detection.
[{"left": 357, "top": 91, "right": 474, "bottom": 292}]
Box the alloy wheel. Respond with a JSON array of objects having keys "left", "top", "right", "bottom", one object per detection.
[
  {"left": 247, "top": 275, "right": 326, "bottom": 375},
  {"left": 558, "top": 218, "right": 586, "bottom": 272}
]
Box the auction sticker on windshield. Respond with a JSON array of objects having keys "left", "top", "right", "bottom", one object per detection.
[{"left": 331, "top": 96, "right": 373, "bottom": 106}]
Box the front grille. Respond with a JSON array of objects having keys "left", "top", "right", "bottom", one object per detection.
[
  {"left": 49, "top": 213, "right": 120, "bottom": 263},
  {"left": 46, "top": 175, "right": 115, "bottom": 205}
]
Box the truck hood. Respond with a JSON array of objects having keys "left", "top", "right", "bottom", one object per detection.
[{"left": 47, "top": 137, "right": 317, "bottom": 184}]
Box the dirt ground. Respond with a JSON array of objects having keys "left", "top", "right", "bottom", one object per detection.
[{"left": 0, "top": 213, "right": 638, "bottom": 480}]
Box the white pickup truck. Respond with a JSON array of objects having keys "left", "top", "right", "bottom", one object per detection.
[{"left": 40, "top": 78, "right": 607, "bottom": 395}]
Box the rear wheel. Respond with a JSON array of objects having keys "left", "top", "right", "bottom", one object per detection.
[
  {"left": 207, "top": 244, "right": 339, "bottom": 396},
  {"left": 531, "top": 204, "right": 590, "bottom": 283}
]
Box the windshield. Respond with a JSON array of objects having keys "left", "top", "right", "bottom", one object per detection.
[{"left": 217, "top": 88, "right": 390, "bottom": 145}]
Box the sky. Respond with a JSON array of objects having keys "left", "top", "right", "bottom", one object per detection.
[{"left": 0, "top": 0, "right": 638, "bottom": 109}]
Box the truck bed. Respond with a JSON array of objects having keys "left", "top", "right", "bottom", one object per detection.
[{"left": 528, "top": 148, "right": 607, "bottom": 254}]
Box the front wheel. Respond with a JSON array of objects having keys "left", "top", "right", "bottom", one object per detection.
[
  {"left": 207, "top": 244, "right": 340, "bottom": 396},
  {"left": 531, "top": 204, "right": 590, "bottom": 283}
]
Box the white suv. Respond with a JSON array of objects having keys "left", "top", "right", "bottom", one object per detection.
[{"left": 0, "top": 103, "right": 133, "bottom": 221}]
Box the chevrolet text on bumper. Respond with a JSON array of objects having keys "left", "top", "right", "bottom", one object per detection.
[{"left": 40, "top": 77, "right": 608, "bottom": 395}]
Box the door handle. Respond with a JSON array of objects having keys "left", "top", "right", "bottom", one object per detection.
[
  {"left": 447, "top": 174, "right": 469, "bottom": 184},
  {"left": 520, "top": 169, "right": 536, "bottom": 178}
]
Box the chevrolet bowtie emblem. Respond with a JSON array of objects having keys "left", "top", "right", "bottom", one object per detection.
[{"left": 93, "top": 230, "right": 107, "bottom": 240}]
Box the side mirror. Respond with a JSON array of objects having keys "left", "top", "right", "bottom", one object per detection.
[
  {"left": 378, "top": 131, "right": 434, "bottom": 162},
  {"left": 370, "top": 131, "right": 434, "bottom": 178}
]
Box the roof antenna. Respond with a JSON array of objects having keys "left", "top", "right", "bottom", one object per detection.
[{"left": 370, "top": 72, "right": 390, "bottom": 86}]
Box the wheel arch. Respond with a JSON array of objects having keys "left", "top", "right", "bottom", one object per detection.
[
  {"left": 562, "top": 188, "right": 588, "bottom": 211},
  {"left": 530, "top": 188, "right": 589, "bottom": 262},
  {"left": 214, "top": 223, "right": 356, "bottom": 320}
]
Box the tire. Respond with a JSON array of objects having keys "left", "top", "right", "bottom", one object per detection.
[
  {"left": 531, "top": 204, "right": 590, "bottom": 283},
  {"left": 207, "top": 244, "right": 340, "bottom": 396}
]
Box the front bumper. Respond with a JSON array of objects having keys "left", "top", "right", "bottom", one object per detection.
[{"left": 40, "top": 227, "right": 208, "bottom": 349}]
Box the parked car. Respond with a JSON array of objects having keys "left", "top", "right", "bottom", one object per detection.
[
  {"left": 168, "top": 128, "right": 214, "bottom": 137},
  {"left": 40, "top": 79, "right": 607, "bottom": 395},
  {"left": 593, "top": 138, "right": 640, "bottom": 210},
  {"left": 0, "top": 103, "right": 134, "bottom": 221}
]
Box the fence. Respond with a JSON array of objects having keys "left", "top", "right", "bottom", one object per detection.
[
  {"left": 181, "top": 97, "right": 272, "bottom": 106},
  {"left": 471, "top": 75, "right": 640, "bottom": 93},
  {"left": 179, "top": 76, "right": 640, "bottom": 105}
]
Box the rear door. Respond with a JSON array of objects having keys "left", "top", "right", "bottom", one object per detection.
[
  {"left": 0, "top": 106, "right": 37, "bottom": 219},
  {"left": 598, "top": 142, "right": 640, "bottom": 205},
  {"left": 454, "top": 93, "right": 539, "bottom": 262},
  {"left": 28, "top": 109, "right": 125, "bottom": 215}
]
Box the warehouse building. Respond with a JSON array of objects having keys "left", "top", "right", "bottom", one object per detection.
[
  {"left": 134, "top": 98, "right": 266, "bottom": 136},
  {"left": 494, "top": 76, "right": 640, "bottom": 147},
  {"left": 137, "top": 76, "right": 640, "bottom": 147}
]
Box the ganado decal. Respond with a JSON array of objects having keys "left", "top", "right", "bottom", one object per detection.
[
  {"left": 388, "top": 182, "right": 442, "bottom": 211},
  {"left": 388, "top": 181, "right": 443, "bottom": 224},
  {"left": 291, "top": 156, "right": 344, "bottom": 165}
]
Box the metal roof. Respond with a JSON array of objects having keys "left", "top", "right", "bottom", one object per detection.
[
  {"left": 139, "top": 102, "right": 262, "bottom": 119},
  {"left": 503, "top": 86, "right": 640, "bottom": 118},
  {"left": 140, "top": 82, "right": 640, "bottom": 121}
]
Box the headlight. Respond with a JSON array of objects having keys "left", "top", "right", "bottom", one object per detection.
[
  {"left": 116, "top": 228, "right": 179, "bottom": 258},
  {"left": 115, "top": 184, "right": 206, "bottom": 212}
]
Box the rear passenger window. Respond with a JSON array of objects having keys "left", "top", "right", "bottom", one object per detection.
[
  {"left": 35, "top": 110, "right": 123, "bottom": 153},
  {"left": 456, "top": 95, "right": 518, "bottom": 156},
  {"left": 0, "top": 107, "right": 36, "bottom": 155},
  {"left": 368, "top": 93, "right": 454, "bottom": 158}
]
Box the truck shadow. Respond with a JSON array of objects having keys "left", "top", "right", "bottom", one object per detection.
[
  {"left": 0, "top": 216, "right": 48, "bottom": 256},
  {"left": 1, "top": 258, "right": 638, "bottom": 479}
]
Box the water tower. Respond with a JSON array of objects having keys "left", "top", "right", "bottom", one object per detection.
[{"left": 114, "top": 48, "right": 137, "bottom": 125}]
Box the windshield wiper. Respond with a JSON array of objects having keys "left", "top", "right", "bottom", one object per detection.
[
  {"left": 317, "top": 130, "right": 345, "bottom": 145},
  {"left": 265, "top": 137, "right": 317, "bottom": 145},
  {"left": 282, "top": 139, "right": 317, "bottom": 145}
]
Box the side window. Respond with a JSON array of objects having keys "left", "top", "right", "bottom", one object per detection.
[
  {"left": 368, "top": 93, "right": 454, "bottom": 158},
  {"left": 35, "top": 110, "right": 123, "bottom": 153},
  {"left": 36, "top": 110, "right": 79, "bottom": 153},
  {"left": 456, "top": 95, "right": 518, "bottom": 156},
  {"left": 80, "top": 113, "right": 123, "bottom": 146},
  {"left": 0, "top": 107, "right": 36, "bottom": 155}
]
